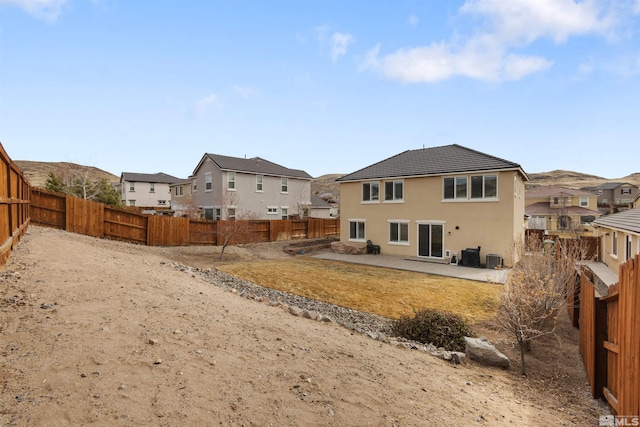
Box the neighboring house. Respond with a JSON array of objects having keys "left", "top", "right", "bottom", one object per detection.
[
  {"left": 590, "top": 182, "right": 640, "bottom": 213},
  {"left": 309, "top": 195, "right": 335, "bottom": 218},
  {"left": 169, "top": 179, "right": 195, "bottom": 217},
  {"left": 525, "top": 186, "right": 600, "bottom": 234},
  {"left": 191, "top": 153, "right": 312, "bottom": 220},
  {"left": 335, "top": 144, "right": 528, "bottom": 266},
  {"left": 120, "top": 172, "right": 182, "bottom": 209},
  {"left": 592, "top": 207, "right": 640, "bottom": 276}
]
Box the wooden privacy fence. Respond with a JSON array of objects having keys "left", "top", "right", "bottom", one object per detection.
[
  {"left": 30, "top": 189, "right": 340, "bottom": 246},
  {"left": 0, "top": 143, "right": 31, "bottom": 266},
  {"left": 577, "top": 255, "right": 640, "bottom": 417}
]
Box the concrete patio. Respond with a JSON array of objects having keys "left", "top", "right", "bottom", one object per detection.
[{"left": 312, "top": 252, "right": 510, "bottom": 284}]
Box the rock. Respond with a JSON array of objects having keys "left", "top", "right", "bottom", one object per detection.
[
  {"left": 148, "top": 339, "right": 158, "bottom": 345},
  {"left": 464, "top": 336, "right": 510, "bottom": 368},
  {"left": 40, "top": 303, "right": 53, "bottom": 309},
  {"left": 330, "top": 241, "right": 367, "bottom": 254},
  {"left": 288, "top": 306, "right": 303, "bottom": 316},
  {"left": 302, "top": 310, "right": 318, "bottom": 320}
]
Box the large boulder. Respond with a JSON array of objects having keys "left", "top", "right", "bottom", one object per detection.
[
  {"left": 464, "top": 336, "right": 510, "bottom": 368},
  {"left": 330, "top": 241, "right": 367, "bottom": 255}
]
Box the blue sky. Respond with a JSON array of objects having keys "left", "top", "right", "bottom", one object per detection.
[{"left": 1, "top": 0, "right": 639, "bottom": 180}]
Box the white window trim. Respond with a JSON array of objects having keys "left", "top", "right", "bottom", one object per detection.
[
  {"left": 383, "top": 179, "right": 404, "bottom": 203},
  {"left": 612, "top": 231, "right": 618, "bottom": 258},
  {"left": 256, "top": 175, "right": 264, "bottom": 193},
  {"left": 362, "top": 181, "right": 381, "bottom": 203},
  {"left": 204, "top": 172, "right": 213, "bottom": 192},
  {"left": 281, "top": 177, "right": 288, "bottom": 194},
  {"left": 348, "top": 218, "right": 366, "bottom": 242},
  {"left": 227, "top": 172, "right": 236, "bottom": 191},
  {"left": 443, "top": 174, "right": 500, "bottom": 202},
  {"left": 388, "top": 219, "right": 410, "bottom": 246},
  {"left": 267, "top": 206, "right": 278, "bottom": 215}
]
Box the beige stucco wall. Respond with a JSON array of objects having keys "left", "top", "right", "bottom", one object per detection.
[
  {"left": 598, "top": 229, "right": 640, "bottom": 274},
  {"left": 339, "top": 170, "right": 526, "bottom": 266}
]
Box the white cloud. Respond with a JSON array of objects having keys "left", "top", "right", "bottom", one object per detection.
[
  {"left": 362, "top": 0, "right": 627, "bottom": 83},
  {"left": 330, "top": 32, "right": 354, "bottom": 62},
  {"left": 461, "top": 0, "right": 614, "bottom": 44},
  {"left": 231, "top": 85, "right": 257, "bottom": 98},
  {"left": 193, "top": 94, "right": 222, "bottom": 117},
  {"left": 0, "top": 0, "right": 68, "bottom": 22}
]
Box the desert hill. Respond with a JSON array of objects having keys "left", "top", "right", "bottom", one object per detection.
[
  {"left": 13, "top": 161, "right": 640, "bottom": 196},
  {"left": 15, "top": 160, "right": 119, "bottom": 188}
]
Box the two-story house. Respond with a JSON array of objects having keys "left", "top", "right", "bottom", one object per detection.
[
  {"left": 590, "top": 182, "right": 640, "bottom": 213},
  {"left": 120, "top": 172, "right": 182, "bottom": 209},
  {"left": 592, "top": 207, "right": 640, "bottom": 277},
  {"left": 191, "top": 153, "right": 312, "bottom": 220},
  {"left": 525, "top": 186, "right": 601, "bottom": 234},
  {"left": 169, "top": 179, "right": 196, "bottom": 217},
  {"left": 336, "top": 144, "right": 528, "bottom": 266}
]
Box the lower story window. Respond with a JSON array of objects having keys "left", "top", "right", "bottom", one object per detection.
[
  {"left": 267, "top": 207, "right": 278, "bottom": 215},
  {"left": 349, "top": 220, "right": 366, "bottom": 241},
  {"left": 389, "top": 221, "right": 409, "bottom": 243},
  {"left": 281, "top": 207, "right": 289, "bottom": 219}
]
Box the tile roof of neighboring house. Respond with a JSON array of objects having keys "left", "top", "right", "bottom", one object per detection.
[
  {"left": 202, "top": 153, "right": 312, "bottom": 179},
  {"left": 593, "top": 207, "right": 640, "bottom": 234},
  {"left": 336, "top": 144, "right": 526, "bottom": 182},
  {"left": 310, "top": 195, "right": 332, "bottom": 208},
  {"left": 594, "top": 182, "right": 636, "bottom": 190},
  {"left": 526, "top": 185, "right": 595, "bottom": 198},
  {"left": 121, "top": 172, "right": 182, "bottom": 184},
  {"left": 525, "top": 202, "right": 600, "bottom": 216}
]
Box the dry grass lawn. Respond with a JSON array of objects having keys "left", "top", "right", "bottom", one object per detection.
[{"left": 218, "top": 257, "right": 501, "bottom": 323}]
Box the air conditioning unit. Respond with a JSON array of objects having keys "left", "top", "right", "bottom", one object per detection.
[{"left": 486, "top": 254, "right": 502, "bottom": 270}]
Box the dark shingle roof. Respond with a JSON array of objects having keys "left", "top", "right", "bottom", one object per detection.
[
  {"left": 204, "top": 154, "right": 312, "bottom": 179},
  {"left": 593, "top": 207, "right": 640, "bottom": 234},
  {"left": 336, "top": 144, "right": 526, "bottom": 182},
  {"left": 310, "top": 195, "right": 332, "bottom": 208},
  {"left": 121, "top": 172, "right": 182, "bottom": 184},
  {"left": 594, "top": 182, "right": 636, "bottom": 190},
  {"left": 525, "top": 202, "right": 601, "bottom": 217},
  {"left": 526, "top": 186, "right": 595, "bottom": 198}
]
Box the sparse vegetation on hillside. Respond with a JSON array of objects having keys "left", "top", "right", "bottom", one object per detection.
[{"left": 15, "top": 160, "right": 118, "bottom": 188}]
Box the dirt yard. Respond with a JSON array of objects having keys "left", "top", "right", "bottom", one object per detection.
[{"left": 0, "top": 226, "right": 609, "bottom": 426}]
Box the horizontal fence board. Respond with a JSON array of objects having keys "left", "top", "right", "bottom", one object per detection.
[{"left": 0, "top": 142, "right": 31, "bottom": 267}]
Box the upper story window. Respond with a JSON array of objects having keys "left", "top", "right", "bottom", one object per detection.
[
  {"left": 192, "top": 178, "right": 197, "bottom": 192},
  {"left": 149, "top": 183, "right": 155, "bottom": 193},
  {"left": 227, "top": 172, "right": 236, "bottom": 190},
  {"left": 580, "top": 197, "right": 588, "bottom": 207},
  {"left": 129, "top": 182, "right": 135, "bottom": 192},
  {"left": 443, "top": 176, "right": 468, "bottom": 200},
  {"left": 470, "top": 174, "right": 497, "bottom": 199},
  {"left": 205, "top": 173, "right": 212, "bottom": 191},
  {"left": 256, "top": 175, "right": 263, "bottom": 192},
  {"left": 384, "top": 180, "right": 403, "bottom": 201},
  {"left": 281, "top": 178, "right": 288, "bottom": 193},
  {"left": 622, "top": 188, "right": 631, "bottom": 195},
  {"left": 362, "top": 182, "right": 379, "bottom": 202}
]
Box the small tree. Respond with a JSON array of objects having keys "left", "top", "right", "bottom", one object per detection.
[
  {"left": 45, "top": 164, "right": 123, "bottom": 207},
  {"left": 211, "top": 191, "right": 257, "bottom": 260},
  {"left": 496, "top": 235, "right": 584, "bottom": 375}
]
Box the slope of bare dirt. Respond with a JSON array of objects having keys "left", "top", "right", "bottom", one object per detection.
[
  {"left": 0, "top": 226, "right": 609, "bottom": 426},
  {"left": 14, "top": 161, "right": 119, "bottom": 188}
]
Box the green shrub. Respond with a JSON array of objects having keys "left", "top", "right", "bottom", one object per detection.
[{"left": 391, "top": 308, "right": 472, "bottom": 352}]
